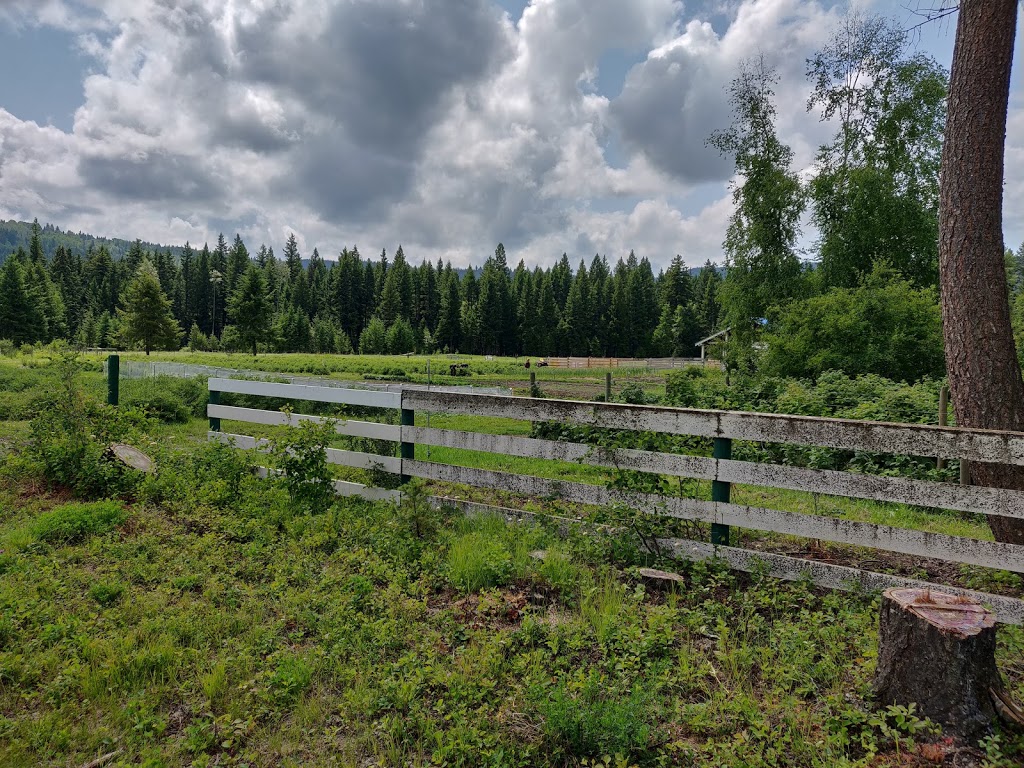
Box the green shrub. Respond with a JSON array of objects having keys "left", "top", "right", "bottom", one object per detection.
[
  {"left": 122, "top": 388, "right": 190, "bottom": 423},
  {"left": 616, "top": 381, "right": 658, "bottom": 405},
  {"left": 761, "top": 263, "right": 945, "bottom": 382},
  {"left": 27, "top": 353, "right": 152, "bottom": 497},
  {"left": 31, "top": 500, "right": 128, "bottom": 545},
  {"left": 121, "top": 376, "right": 208, "bottom": 422},
  {"left": 270, "top": 418, "right": 337, "bottom": 515}
]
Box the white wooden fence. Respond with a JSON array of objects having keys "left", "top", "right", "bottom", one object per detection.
[{"left": 206, "top": 377, "right": 1024, "bottom": 623}]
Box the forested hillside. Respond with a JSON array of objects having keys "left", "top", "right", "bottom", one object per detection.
[{"left": 0, "top": 219, "right": 181, "bottom": 265}]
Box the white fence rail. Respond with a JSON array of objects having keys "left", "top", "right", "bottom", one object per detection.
[{"left": 206, "top": 377, "right": 1024, "bottom": 623}]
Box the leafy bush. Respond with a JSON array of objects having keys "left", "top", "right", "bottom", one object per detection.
[
  {"left": 761, "top": 263, "right": 945, "bottom": 382},
  {"left": 31, "top": 500, "right": 128, "bottom": 545},
  {"left": 121, "top": 376, "right": 207, "bottom": 422},
  {"left": 27, "top": 354, "right": 153, "bottom": 497},
  {"left": 269, "top": 418, "right": 337, "bottom": 515},
  {"left": 616, "top": 381, "right": 659, "bottom": 405}
]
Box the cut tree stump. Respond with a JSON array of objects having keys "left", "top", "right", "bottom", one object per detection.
[
  {"left": 873, "top": 587, "right": 1000, "bottom": 740},
  {"left": 106, "top": 443, "right": 155, "bottom": 474}
]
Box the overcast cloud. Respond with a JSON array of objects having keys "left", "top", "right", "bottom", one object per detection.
[{"left": 0, "top": 0, "right": 1021, "bottom": 271}]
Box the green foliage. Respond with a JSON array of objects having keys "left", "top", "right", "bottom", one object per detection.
[
  {"left": 761, "top": 263, "right": 944, "bottom": 381},
  {"left": 536, "top": 671, "right": 652, "bottom": 760},
  {"left": 118, "top": 259, "right": 182, "bottom": 355},
  {"left": 89, "top": 580, "right": 125, "bottom": 607},
  {"left": 447, "top": 530, "right": 513, "bottom": 593},
  {"left": 1, "top": 413, "right": 1022, "bottom": 767},
  {"left": 615, "top": 381, "right": 659, "bottom": 405},
  {"left": 30, "top": 501, "right": 128, "bottom": 546},
  {"left": 227, "top": 265, "right": 272, "bottom": 356},
  {"left": 807, "top": 13, "right": 946, "bottom": 289},
  {"left": 269, "top": 417, "right": 336, "bottom": 515},
  {"left": 709, "top": 57, "right": 806, "bottom": 344},
  {"left": 359, "top": 316, "right": 388, "bottom": 354},
  {"left": 121, "top": 376, "right": 207, "bottom": 423},
  {"left": 385, "top": 316, "right": 416, "bottom": 354},
  {"left": 26, "top": 353, "right": 152, "bottom": 498}
]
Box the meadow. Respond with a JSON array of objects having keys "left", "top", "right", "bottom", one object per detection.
[{"left": 0, "top": 347, "right": 1022, "bottom": 766}]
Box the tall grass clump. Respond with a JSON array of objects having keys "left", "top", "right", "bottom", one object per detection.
[{"left": 537, "top": 671, "right": 652, "bottom": 761}]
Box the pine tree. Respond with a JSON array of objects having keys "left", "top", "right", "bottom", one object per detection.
[
  {"left": 386, "top": 317, "right": 416, "bottom": 354},
  {"left": 119, "top": 259, "right": 182, "bottom": 354},
  {"left": 535, "top": 274, "right": 559, "bottom": 356},
  {"left": 228, "top": 265, "right": 272, "bottom": 356},
  {"left": 359, "top": 315, "right": 388, "bottom": 354},
  {"left": 196, "top": 244, "right": 213, "bottom": 335},
  {"left": 226, "top": 234, "right": 251, "bottom": 299},
  {"left": 311, "top": 315, "right": 338, "bottom": 354},
  {"left": 693, "top": 261, "right": 722, "bottom": 338},
  {"left": 0, "top": 256, "right": 37, "bottom": 344},
  {"left": 27, "top": 259, "right": 66, "bottom": 341},
  {"left": 307, "top": 247, "right": 328, "bottom": 318},
  {"left": 435, "top": 267, "right": 462, "bottom": 352},
  {"left": 559, "top": 260, "right": 592, "bottom": 354},
  {"left": 275, "top": 306, "right": 312, "bottom": 352},
  {"left": 478, "top": 244, "right": 514, "bottom": 354},
  {"left": 50, "top": 245, "right": 84, "bottom": 334}
]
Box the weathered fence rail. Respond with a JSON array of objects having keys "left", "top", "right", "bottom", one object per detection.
[
  {"left": 108, "top": 359, "right": 512, "bottom": 396},
  {"left": 541, "top": 356, "right": 710, "bottom": 369},
  {"left": 205, "top": 377, "right": 1024, "bottom": 623}
]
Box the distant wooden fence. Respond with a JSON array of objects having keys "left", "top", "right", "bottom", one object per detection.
[
  {"left": 206, "top": 377, "right": 1024, "bottom": 623},
  {"left": 542, "top": 357, "right": 711, "bottom": 370}
]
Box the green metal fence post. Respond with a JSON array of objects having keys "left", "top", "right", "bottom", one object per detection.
[
  {"left": 605, "top": 371, "right": 612, "bottom": 402},
  {"left": 208, "top": 389, "right": 221, "bottom": 432},
  {"left": 711, "top": 436, "right": 731, "bottom": 546},
  {"left": 106, "top": 354, "right": 119, "bottom": 406},
  {"left": 400, "top": 400, "right": 415, "bottom": 484}
]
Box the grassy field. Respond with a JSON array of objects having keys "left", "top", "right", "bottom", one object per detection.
[{"left": 1, "top": 348, "right": 1023, "bottom": 765}]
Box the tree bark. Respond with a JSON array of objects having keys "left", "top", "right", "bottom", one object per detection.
[
  {"left": 873, "top": 588, "right": 1000, "bottom": 740},
  {"left": 938, "top": 0, "right": 1024, "bottom": 544}
]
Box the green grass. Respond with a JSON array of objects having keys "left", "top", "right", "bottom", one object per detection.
[
  {"left": 4, "top": 350, "right": 1024, "bottom": 764},
  {"left": 2, "top": 381, "right": 1024, "bottom": 767},
  {"left": 1, "top": 477, "right": 1021, "bottom": 766}
]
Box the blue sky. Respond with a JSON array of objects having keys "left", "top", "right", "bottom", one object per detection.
[{"left": 0, "top": 1, "right": 1020, "bottom": 271}]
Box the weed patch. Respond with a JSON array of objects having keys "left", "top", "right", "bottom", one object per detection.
[{"left": 28, "top": 500, "right": 128, "bottom": 546}]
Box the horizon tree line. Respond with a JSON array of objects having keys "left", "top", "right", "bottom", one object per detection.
[{"left": 0, "top": 219, "right": 724, "bottom": 359}]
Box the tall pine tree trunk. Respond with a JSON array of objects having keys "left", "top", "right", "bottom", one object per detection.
[{"left": 939, "top": 0, "right": 1024, "bottom": 544}]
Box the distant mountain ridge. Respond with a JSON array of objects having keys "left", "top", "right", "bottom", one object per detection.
[{"left": 0, "top": 219, "right": 185, "bottom": 264}]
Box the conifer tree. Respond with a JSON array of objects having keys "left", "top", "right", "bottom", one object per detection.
[
  {"left": 0, "top": 256, "right": 37, "bottom": 344},
  {"left": 226, "top": 234, "right": 250, "bottom": 298},
  {"left": 478, "top": 244, "right": 514, "bottom": 354},
  {"left": 435, "top": 268, "right": 462, "bottom": 352},
  {"left": 359, "top": 316, "right": 387, "bottom": 354},
  {"left": 119, "top": 259, "right": 181, "bottom": 355},
  {"left": 228, "top": 265, "right": 272, "bottom": 356}
]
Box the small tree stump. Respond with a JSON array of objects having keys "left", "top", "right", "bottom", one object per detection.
[
  {"left": 106, "top": 443, "right": 155, "bottom": 474},
  {"left": 873, "top": 587, "right": 999, "bottom": 740}
]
